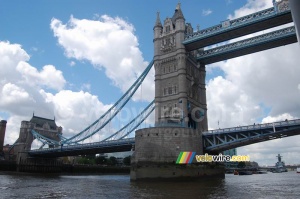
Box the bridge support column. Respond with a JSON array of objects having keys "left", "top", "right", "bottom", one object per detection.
[
  {"left": 289, "top": 0, "right": 300, "bottom": 43},
  {"left": 130, "top": 127, "right": 224, "bottom": 181}
]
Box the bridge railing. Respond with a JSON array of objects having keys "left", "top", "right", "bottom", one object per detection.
[{"left": 204, "top": 119, "right": 300, "bottom": 134}]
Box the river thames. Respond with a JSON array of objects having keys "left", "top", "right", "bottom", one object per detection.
[{"left": 0, "top": 171, "right": 299, "bottom": 199}]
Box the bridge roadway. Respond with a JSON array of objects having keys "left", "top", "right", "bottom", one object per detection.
[
  {"left": 28, "top": 119, "right": 300, "bottom": 158},
  {"left": 183, "top": 7, "right": 293, "bottom": 51}
]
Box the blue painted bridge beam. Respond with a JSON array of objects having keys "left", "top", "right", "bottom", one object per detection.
[
  {"left": 196, "top": 26, "right": 297, "bottom": 65},
  {"left": 203, "top": 119, "right": 300, "bottom": 152},
  {"left": 28, "top": 138, "right": 135, "bottom": 158},
  {"left": 183, "top": 8, "right": 292, "bottom": 51}
]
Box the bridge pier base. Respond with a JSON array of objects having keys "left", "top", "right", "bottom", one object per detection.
[
  {"left": 16, "top": 152, "right": 62, "bottom": 173},
  {"left": 130, "top": 127, "right": 224, "bottom": 181}
]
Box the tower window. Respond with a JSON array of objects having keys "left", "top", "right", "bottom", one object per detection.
[
  {"left": 168, "top": 87, "right": 172, "bottom": 95},
  {"left": 166, "top": 25, "right": 170, "bottom": 33},
  {"left": 164, "top": 88, "right": 168, "bottom": 96}
]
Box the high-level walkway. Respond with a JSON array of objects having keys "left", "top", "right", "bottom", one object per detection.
[{"left": 183, "top": 7, "right": 293, "bottom": 51}]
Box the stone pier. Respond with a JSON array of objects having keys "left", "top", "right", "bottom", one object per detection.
[{"left": 130, "top": 127, "right": 224, "bottom": 181}]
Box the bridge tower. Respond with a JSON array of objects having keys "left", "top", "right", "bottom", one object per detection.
[
  {"left": 131, "top": 3, "right": 224, "bottom": 181},
  {"left": 13, "top": 115, "right": 63, "bottom": 172},
  {"left": 153, "top": 3, "right": 208, "bottom": 130}
]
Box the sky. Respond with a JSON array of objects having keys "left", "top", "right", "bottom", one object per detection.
[{"left": 1, "top": 0, "right": 300, "bottom": 166}]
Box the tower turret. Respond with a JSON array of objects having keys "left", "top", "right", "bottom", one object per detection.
[{"left": 154, "top": 12, "right": 163, "bottom": 57}]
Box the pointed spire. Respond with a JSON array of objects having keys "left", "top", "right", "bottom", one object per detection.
[
  {"left": 172, "top": 2, "right": 184, "bottom": 21},
  {"left": 154, "top": 11, "right": 162, "bottom": 28},
  {"left": 176, "top": 1, "right": 181, "bottom": 11}
]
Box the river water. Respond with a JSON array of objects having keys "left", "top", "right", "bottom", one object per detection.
[{"left": 0, "top": 171, "right": 299, "bottom": 199}]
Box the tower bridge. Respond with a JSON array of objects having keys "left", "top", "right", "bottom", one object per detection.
[{"left": 7, "top": 0, "right": 300, "bottom": 178}]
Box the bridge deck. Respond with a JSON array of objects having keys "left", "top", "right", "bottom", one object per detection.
[
  {"left": 28, "top": 138, "right": 135, "bottom": 158},
  {"left": 203, "top": 119, "right": 300, "bottom": 152},
  {"left": 183, "top": 8, "right": 293, "bottom": 51}
]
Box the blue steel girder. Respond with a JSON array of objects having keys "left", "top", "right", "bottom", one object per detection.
[
  {"left": 196, "top": 26, "right": 297, "bottom": 65},
  {"left": 203, "top": 119, "right": 300, "bottom": 152},
  {"left": 28, "top": 138, "right": 135, "bottom": 158},
  {"left": 183, "top": 7, "right": 293, "bottom": 51}
]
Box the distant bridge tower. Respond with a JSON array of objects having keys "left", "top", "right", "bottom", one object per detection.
[
  {"left": 153, "top": 3, "right": 208, "bottom": 131},
  {"left": 13, "top": 115, "right": 63, "bottom": 172}
]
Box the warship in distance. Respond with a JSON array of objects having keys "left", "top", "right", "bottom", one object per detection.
[{"left": 272, "top": 154, "right": 288, "bottom": 173}]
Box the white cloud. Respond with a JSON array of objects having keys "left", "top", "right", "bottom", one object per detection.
[
  {"left": 16, "top": 62, "right": 66, "bottom": 91},
  {"left": 202, "top": 9, "right": 212, "bottom": 16},
  {"left": 1, "top": 83, "right": 33, "bottom": 105},
  {"left": 228, "top": 0, "right": 272, "bottom": 19},
  {"left": 207, "top": 76, "right": 262, "bottom": 129},
  {"left": 0, "top": 41, "right": 29, "bottom": 82},
  {"left": 50, "top": 15, "right": 154, "bottom": 101},
  {"left": 39, "top": 89, "right": 112, "bottom": 138},
  {"left": 262, "top": 113, "right": 294, "bottom": 123},
  {"left": 80, "top": 83, "right": 91, "bottom": 92},
  {"left": 69, "top": 61, "right": 76, "bottom": 66}
]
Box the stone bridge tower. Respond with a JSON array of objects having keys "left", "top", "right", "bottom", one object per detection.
[
  {"left": 131, "top": 3, "right": 223, "bottom": 181},
  {"left": 13, "top": 114, "right": 63, "bottom": 171},
  {"left": 153, "top": 3, "right": 208, "bottom": 131}
]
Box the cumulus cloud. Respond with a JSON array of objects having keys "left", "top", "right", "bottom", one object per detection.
[
  {"left": 39, "top": 89, "right": 111, "bottom": 138},
  {"left": 16, "top": 62, "right": 66, "bottom": 91},
  {"left": 1, "top": 83, "right": 33, "bottom": 106},
  {"left": 50, "top": 15, "right": 154, "bottom": 101},
  {"left": 262, "top": 113, "right": 295, "bottom": 123}
]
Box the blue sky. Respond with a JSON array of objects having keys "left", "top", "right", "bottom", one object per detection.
[{"left": 1, "top": 0, "right": 300, "bottom": 166}]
